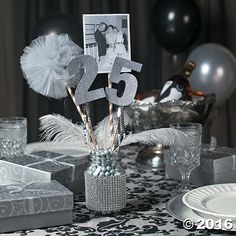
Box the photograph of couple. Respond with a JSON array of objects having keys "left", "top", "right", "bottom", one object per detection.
[{"left": 83, "top": 14, "right": 131, "bottom": 73}]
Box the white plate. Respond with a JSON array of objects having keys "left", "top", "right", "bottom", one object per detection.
[
  {"left": 167, "top": 193, "right": 236, "bottom": 231},
  {"left": 183, "top": 183, "right": 236, "bottom": 220},
  {"left": 25, "top": 142, "right": 90, "bottom": 157}
]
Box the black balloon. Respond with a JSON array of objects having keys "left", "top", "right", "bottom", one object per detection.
[
  {"left": 32, "top": 13, "right": 82, "bottom": 45},
  {"left": 151, "top": 0, "right": 201, "bottom": 54}
]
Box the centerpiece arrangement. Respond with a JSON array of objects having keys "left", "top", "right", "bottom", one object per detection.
[{"left": 20, "top": 32, "right": 190, "bottom": 214}]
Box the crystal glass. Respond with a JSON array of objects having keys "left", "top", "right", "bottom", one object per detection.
[
  {"left": 169, "top": 123, "right": 202, "bottom": 193},
  {"left": 0, "top": 117, "right": 27, "bottom": 158},
  {"left": 85, "top": 149, "right": 126, "bottom": 214}
]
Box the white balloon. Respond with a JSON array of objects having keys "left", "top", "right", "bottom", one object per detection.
[{"left": 187, "top": 43, "right": 236, "bottom": 107}]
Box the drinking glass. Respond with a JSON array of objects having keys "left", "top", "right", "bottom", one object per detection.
[
  {"left": 169, "top": 123, "right": 202, "bottom": 193},
  {"left": 0, "top": 117, "right": 27, "bottom": 157}
]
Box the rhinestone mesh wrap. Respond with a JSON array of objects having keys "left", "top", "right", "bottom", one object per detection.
[{"left": 85, "top": 173, "right": 126, "bottom": 213}]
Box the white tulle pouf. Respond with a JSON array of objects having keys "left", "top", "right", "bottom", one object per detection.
[{"left": 20, "top": 34, "right": 82, "bottom": 99}]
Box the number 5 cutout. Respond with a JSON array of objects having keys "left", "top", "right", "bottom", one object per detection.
[{"left": 105, "top": 57, "right": 142, "bottom": 106}]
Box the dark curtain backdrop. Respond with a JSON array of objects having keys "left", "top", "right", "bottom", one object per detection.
[{"left": 0, "top": 0, "right": 236, "bottom": 147}]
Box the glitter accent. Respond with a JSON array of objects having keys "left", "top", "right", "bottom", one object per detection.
[{"left": 85, "top": 173, "right": 126, "bottom": 213}]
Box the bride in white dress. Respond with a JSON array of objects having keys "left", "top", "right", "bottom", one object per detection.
[
  {"left": 114, "top": 27, "right": 128, "bottom": 58},
  {"left": 105, "top": 25, "right": 117, "bottom": 65}
]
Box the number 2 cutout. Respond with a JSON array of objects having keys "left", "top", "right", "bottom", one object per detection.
[
  {"left": 72, "top": 55, "right": 106, "bottom": 105},
  {"left": 68, "top": 55, "right": 142, "bottom": 106}
]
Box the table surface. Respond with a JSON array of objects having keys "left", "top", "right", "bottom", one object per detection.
[{"left": 2, "top": 145, "right": 235, "bottom": 236}]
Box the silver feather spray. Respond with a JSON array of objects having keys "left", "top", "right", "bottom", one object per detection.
[{"left": 39, "top": 114, "right": 92, "bottom": 150}]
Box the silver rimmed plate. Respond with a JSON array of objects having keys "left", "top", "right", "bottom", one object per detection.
[
  {"left": 183, "top": 183, "right": 236, "bottom": 220},
  {"left": 166, "top": 193, "right": 199, "bottom": 221},
  {"left": 166, "top": 193, "right": 236, "bottom": 231}
]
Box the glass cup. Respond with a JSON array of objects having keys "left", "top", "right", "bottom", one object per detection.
[
  {"left": 168, "top": 123, "right": 202, "bottom": 193},
  {"left": 0, "top": 117, "right": 27, "bottom": 158}
]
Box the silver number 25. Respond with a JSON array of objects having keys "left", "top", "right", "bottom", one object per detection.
[{"left": 68, "top": 55, "right": 142, "bottom": 106}]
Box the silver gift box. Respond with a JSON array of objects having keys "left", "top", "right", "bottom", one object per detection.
[
  {"left": 0, "top": 150, "right": 89, "bottom": 194},
  {"left": 0, "top": 180, "right": 73, "bottom": 233},
  {"left": 165, "top": 148, "right": 236, "bottom": 186}
]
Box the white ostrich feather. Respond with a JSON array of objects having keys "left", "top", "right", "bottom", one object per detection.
[
  {"left": 94, "top": 111, "right": 131, "bottom": 149},
  {"left": 39, "top": 114, "right": 92, "bottom": 150},
  {"left": 20, "top": 34, "right": 82, "bottom": 99},
  {"left": 120, "top": 128, "right": 190, "bottom": 147}
]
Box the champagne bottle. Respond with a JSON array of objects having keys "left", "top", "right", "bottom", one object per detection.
[{"left": 158, "top": 61, "right": 196, "bottom": 103}]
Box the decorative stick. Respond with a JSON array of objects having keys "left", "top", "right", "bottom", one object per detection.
[
  {"left": 110, "top": 123, "right": 119, "bottom": 152},
  {"left": 67, "top": 87, "right": 85, "bottom": 120},
  {"left": 119, "top": 106, "right": 125, "bottom": 141},
  {"left": 110, "top": 107, "right": 121, "bottom": 151},
  {"left": 83, "top": 103, "right": 98, "bottom": 149},
  {"left": 108, "top": 74, "right": 114, "bottom": 139},
  {"left": 67, "top": 87, "right": 98, "bottom": 150}
]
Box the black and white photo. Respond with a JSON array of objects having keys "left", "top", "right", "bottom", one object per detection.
[{"left": 83, "top": 14, "right": 131, "bottom": 73}]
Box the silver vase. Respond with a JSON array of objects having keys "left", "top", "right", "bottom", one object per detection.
[{"left": 85, "top": 150, "right": 126, "bottom": 214}]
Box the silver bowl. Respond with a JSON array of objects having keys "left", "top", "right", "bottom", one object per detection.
[{"left": 127, "top": 91, "right": 216, "bottom": 171}]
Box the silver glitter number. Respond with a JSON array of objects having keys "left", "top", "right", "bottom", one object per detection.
[
  {"left": 74, "top": 55, "right": 106, "bottom": 105},
  {"left": 69, "top": 56, "right": 142, "bottom": 105},
  {"left": 105, "top": 57, "right": 142, "bottom": 106}
]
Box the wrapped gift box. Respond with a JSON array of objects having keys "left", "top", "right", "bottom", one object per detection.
[
  {"left": 0, "top": 181, "right": 73, "bottom": 233},
  {"left": 165, "top": 148, "right": 236, "bottom": 186},
  {"left": 0, "top": 150, "right": 89, "bottom": 194}
]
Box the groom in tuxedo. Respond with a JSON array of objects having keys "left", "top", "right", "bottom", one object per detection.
[{"left": 94, "top": 22, "right": 108, "bottom": 60}]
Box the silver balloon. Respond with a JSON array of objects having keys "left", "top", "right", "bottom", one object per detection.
[{"left": 187, "top": 43, "right": 236, "bottom": 107}]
